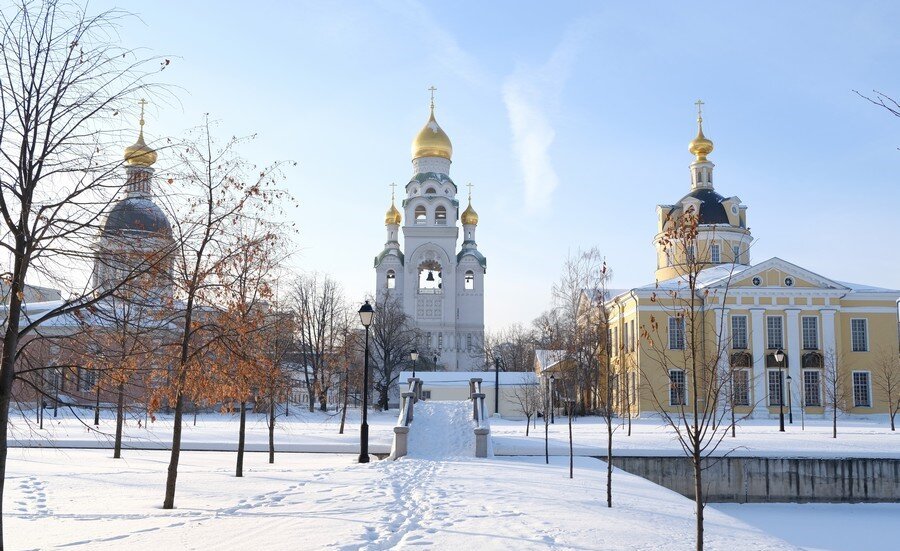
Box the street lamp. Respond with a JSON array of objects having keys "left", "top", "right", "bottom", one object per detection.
[
  {"left": 549, "top": 374, "right": 556, "bottom": 424},
  {"left": 410, "top": 349, "right": 419, "bottom": 378},
  {"left": 774, "top": 347, "right": 785, "bottom": 432},
  {"left": 357, "top": 300, "right": 375, "bottom": 464},
  {"left": 786, "top": 373, "right": 793, "bottom": 424},
  {"left": 494, "top": 357, "right": 501, "bottom": 416}
]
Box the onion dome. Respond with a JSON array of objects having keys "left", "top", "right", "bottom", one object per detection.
[
  {"left": 103, "top": 197, "right": 172, "bottom": 238},
  {"left": 124, "top": 100, "right": 157, "bottom": 167},
  {"left": 411, "top": 106, "right": 453, "bottom": 161},
  {"left": 385, "top": 199, "right": 402, "bottom": 225},
  {"left": 688, "top": 101, "right": 714, "bottom": 162},
  {"left": 461, "top": 199, "right": 478, "bottom": 226}
]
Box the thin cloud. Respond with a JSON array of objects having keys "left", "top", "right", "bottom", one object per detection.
[{"left": 503, "top": 21, "right": 594, "bottom": 213}]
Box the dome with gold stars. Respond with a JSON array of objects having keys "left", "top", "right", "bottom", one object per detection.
[{"left": 411, "top": 107, "right": 453, "bottom": 161}]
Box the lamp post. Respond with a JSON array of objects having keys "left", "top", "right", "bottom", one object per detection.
[
  {"left": 775, "top": 347, "right": 785, "bottom": 432},
  {"left": 786, "top": 373, "right": 793, "bottom": 424},
  {"left": 357, "top": 300, "right": 375, "bottom": 464},
  {"left": 494, "top": 357, "right": 501, "bottom": 416},
  {"left": 410, "top": 349, "right": 419, "bottom": 378},
  {"left": 549, "top": 374, "right": 555, "bottom": 424}
]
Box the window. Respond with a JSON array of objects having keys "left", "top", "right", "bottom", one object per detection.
[
  {"left": 733, "top": 245, "right": 741, "bottom": 263},
  {"left": 464, "top": 270, "right": 475, "bottom": 290},
  {"left": 79, "top": 367, "right": 97, "bottom": 392},
  {"left": 711, "top": 243, "right": 720, "bottom": 263},
  {"left": 386, "top": 270, "right": 396, "bottom": 289},
  {"left": 766, "top": 316, "right": 783, "bottom": 349},
  {"left": 623, "top": 324, "right": 629, "bottom": 353},
  {"left": 630, "top": 320, "right": 636, "bottom": 352},
  {"left": 803, "top": 370, "right": 821, "bottom": 407},
  {"left": 801, "top": 316, "right": 818, "bottom": 350},
  {"left": 425, "top": 332, "right": 432, "bottom": 347},
  {"left": 853, "top": 372, "right": 871, "bottom": 407},
  {"left": 414, "top": 205, "right": 427, "bottom": 223},
  {"left": 668, "top": 316, "right": 685, "bottom": 350},
  {"left": 435, "top": 205, "right": 447, "bottom": 224},
  {"left": 687, "top": 244, "right": 696, "bottom": 263},
  {"left": 613, "top": 327, "right": 619, "bottom": 356},
  {"left": 802, "top": 352, "right": 823, "bottom": 368},
  {"left": 731, "top": 315, "right": 748, "bottom": 350},
  {"left": 466, "top": 333, "right": 472, "bottom": 352},
  {"left": 669, "top": 369, "right": 686, "bottom": 406},
  {"left": 421, "top": 390, "right": 432, "bottom": 400},
  {"left": 425, "top": 187, "right": 436, "bottom": 194},
  {"left": 732, "top": 369, "right": 750, "bottom": 406},
  {"left": 767, "top": 370, "right": 784, "bottom": 406},
  {"left": 437, "top": 334, "right": 443, "bottom": 349},
  {"left": 666, "top": 250, "right": 673, "bottom": 267},
  {"left": 851, "top": 319, "right": 868, "bottom": 352}
]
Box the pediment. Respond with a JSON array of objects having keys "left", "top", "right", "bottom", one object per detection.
[{"left": 725, "top": 258, "right": 848, "bottom": 291}]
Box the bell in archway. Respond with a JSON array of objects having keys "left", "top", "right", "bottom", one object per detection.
[{"left": 426, "top": 271, "right": 435, "bottom": 282}]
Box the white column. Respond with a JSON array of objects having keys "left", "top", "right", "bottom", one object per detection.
[
  {"left": 715, "top": 307, "right": 730, "bottom": 415},
  {"left": 750, "top": 308, "right": 767, "bottom": 417},
  {"left": 821, "top": 309, "right": 837, "bottom": 359},
  {"left": 785, "top": 308, "right": 801, "bottom": 422}
]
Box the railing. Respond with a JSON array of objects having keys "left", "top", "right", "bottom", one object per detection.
[
  {"left": 390, "top": 377, "right": 422, "bottom": 459},
  {"left": 470, "top": 378, "right": 490, "bottom": 458}
]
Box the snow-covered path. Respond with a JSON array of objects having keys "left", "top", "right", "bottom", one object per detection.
[
  {"left": 406, "top": 401, "right": 476, "bottom": 459},
  {"left": 6, "top": 448, "right": 799, "bottom": 550}
]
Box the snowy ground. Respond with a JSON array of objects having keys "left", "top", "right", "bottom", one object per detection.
[
  {"left": 6, "top": 448, "right": 799, "bottom": 550},
  {"left": 10, "top": 407, "right": 900, "bottom": 459}
]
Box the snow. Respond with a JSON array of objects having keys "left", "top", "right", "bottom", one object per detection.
[
  {"left": 406, "top": 401, "right": 476, "bottom": 459},
  {"left": 709, "top": 503, "right": 900, "bottom": 551},
  {"left": 6, "top": 448, "right": 800, "bottom": 550}
]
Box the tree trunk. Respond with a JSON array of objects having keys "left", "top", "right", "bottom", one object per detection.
[
  {"left": 694, "top": 453, "right": 704, "bottom": 551},
  {"left": 891, "top": 410, "right": 896, "bottom": 431},
  {"left": 307, "top": 387, "right": 315, "bottom": 413},
  {"left": 1, "top": 265, "right": 27, "bottom": 546},
  {"left": 94, "top": 383, "right": 101, "bottom": 426},
  {"left": 114, "top": 383, "right": 125, "bottom": 459},
  {"left": 339, "top": 369, "right": 349, "bottom": 435},
  {"left": 832, "top": 402, "right": 837, "bottom": 439},
  {"left": 236, "top": 401, "right": 247, "bottom": 477},
  {"left": 606, "top": 417, "right": 613, "bottom": 508},
  {"left": 525, "top": 415, "right": 530, "bottom": 437},
  {"left": 568, "top": 407, "right": 574, "bottom": 479},
  {"left": 268, "top": 396, "right": 276, "bottom": 464},
  {"left": 163, "top": 389, "right": 185, "bottom": 509}
]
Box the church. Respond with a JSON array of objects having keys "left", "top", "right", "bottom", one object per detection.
[
  {"left": 597, "top": 103, "right": 900, "bottom": 420},
  {"left": 374, "top": 96, "right": 486, "bottom": 371}
]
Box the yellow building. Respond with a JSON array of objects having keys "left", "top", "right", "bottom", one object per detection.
[{"left": 605, "top": 105, "right": 900, "bottom": 420}]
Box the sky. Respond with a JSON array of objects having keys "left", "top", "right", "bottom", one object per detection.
[{"left": 95, "top": 0, "right": 900, "bottom": 330}]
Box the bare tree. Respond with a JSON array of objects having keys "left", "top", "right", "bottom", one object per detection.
[
  {"left": 369, "top": 292, "right": 419, "bottom": 411},
  {"left": 511, "top": 374, "right": 540, "bottom": 435},
  {"left": 484, "top": 324, "right": 537, "bottom": 373},
  {"left": 0, "top": 2, "right": 170, "bottom": 544},
  {"left": 823, "top": 349, "right": 850, "bottom": 439},
  {"left": 873, "top": 347, "right": 900, "bottom": 431}
]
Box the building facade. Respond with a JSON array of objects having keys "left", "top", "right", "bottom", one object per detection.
[
  {"left": 604, "top": 105, "right": 900, "bottom": 420},
  {"left": 374, "top": 98, "right": 486, "bottom": 371}
]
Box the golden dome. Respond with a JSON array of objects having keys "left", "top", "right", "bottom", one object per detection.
[
  {"left": 688, "top": 101, "right": 714, "bottom": 162},
  {"left": 385, "top": 201, "right": 402, "bottom": 225},
  {"left": 411, "top": 107, "right": 453, "bottom": 161},
  {"left": 461, "top": 199, "right": 478, "bottom": 225},
  {"left": 124, "top": 130, "right": 157, "bottom": 167}
]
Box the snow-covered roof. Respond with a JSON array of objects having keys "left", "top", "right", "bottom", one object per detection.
[
  {"left": 533, "top": 349, "right": 565, "bottom": 373},
  {"left": 399, "top": 371, "right": 537, "bottom": 386},
  {"left": 835, "top": 281, "right": 900, "bottom": 294}
]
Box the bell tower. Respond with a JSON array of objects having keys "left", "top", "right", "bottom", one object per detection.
[{"left": 374, "top": 90, "right": 486, "bottom": 371}]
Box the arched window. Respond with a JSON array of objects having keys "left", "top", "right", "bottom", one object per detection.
[
  {"left": 418, "top": 260, "right": 442, "bottom": 292},
  {"left": 425, "top": 187, "right": 436, "bottom": 194},
  {"left": 386, "top": 270, "right": 396, "bottom": 289},
  {"left": 415, "top": 205, "right": 426, "bottom": 223},
  {"left": 464, "top": 270, "right": 475, "bottom": 290},
  {"left": 435, "top": 205, "right": 447, "bottom": 225}
]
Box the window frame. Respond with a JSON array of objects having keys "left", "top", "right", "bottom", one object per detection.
[
  {"left": 710, "top": 243, "right": 721, "bottom": 263},
  {"left": 766, "top": 315, "right": 784, "bottom": 350},
  {"left": 464, "top": 270, "right": 475, "bottom": 290},
  {"left": 802, "top": 369, "right": 821, "bottom": 407},
  {"left": 669, "top": 369, "right": 687, "bottom": 406},
  {"left": 852, "top": 371, "right": 872, "bottom": 407},
  {"left": 731, "top": 315, "right": 748, "bottom": 350},
  {"left": 801, "top": 316, "right": 818, "bottom": 350},
  {"left": 767, "top": 369, "right": 784, "bottom": 407},
  {"left": 732, "top": 368, "right": 750, "bottom": 407},
  {"left": 668, "top": 316, "right": 685, "bottom": 350},
  {"left": 850, "top": 318, "right": 869, "bottom": 352}
]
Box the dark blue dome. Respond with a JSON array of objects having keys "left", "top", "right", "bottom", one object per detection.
[
  {"left": 103, "top": 197, "right": 172, "bottom": 238},
  {"left": 670, "top": 188, "right": 729, "bottom": 225}
]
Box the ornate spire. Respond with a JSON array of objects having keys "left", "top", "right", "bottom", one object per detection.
[
  {"left": 461, "top": 182, "right": 478, "bottom": 226},
  {"left": 411, "top": 86, "right": 453, "bottom": 161},
  {"left": 124, "top": 98, "right": 157, "bottom": 168},
  {"left": 385, "top": 183, "right": 402, "bottom": 225},
  {"left": 688, "top": 99, "right": 714, "bottom": 162}
]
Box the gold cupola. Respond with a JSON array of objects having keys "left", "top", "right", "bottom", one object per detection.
[
  {"left": 688, "top": 99, "right": 714, "bottom": 162},
  {"left": 385, "top": 190, "right": 402, "bottom": 226},
  {"left": 461, "top": 186, "right": 478, "bottom": 225},
  {"left": 124, "top": 99, "right": 157, "bottom": 168},
  {"left": 411, "top": 96, "right": 453, "bottom": 161}
]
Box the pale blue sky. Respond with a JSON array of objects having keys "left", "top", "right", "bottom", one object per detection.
[{"left": 111, "top": 1, "right": 899, "bottom": 328}]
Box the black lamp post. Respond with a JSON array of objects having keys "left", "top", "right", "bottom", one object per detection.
[
  {"left": 786, "top": 373, "right": 793, "bottom": 424},
  {"left": 549, "top": 374, "right": 556, "bottom": 424},
  {"left": 357, "top": 300, "right": 375, "bottom": 463},
  {"left": 775, "top": 347, "right": 785, "bottom": 432},
  {"left": 494, "top": 357, "right": 501, "bottom": 415},
  {"left": 410, "top": 349, "right": 419, "bottom": 378}
]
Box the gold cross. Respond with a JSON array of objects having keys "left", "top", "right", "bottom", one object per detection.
[
  {"left": 466, "top": 182, "right": 474, "bottom": 200},
  {"left": 389, "top": 182, "right": 397, "bottom": 200},
  {"left": 428, "top": 86, "right": 437, "bottom": 109},
  {"left": 694, "top": 99, "right": 704, "bottom": 122}
]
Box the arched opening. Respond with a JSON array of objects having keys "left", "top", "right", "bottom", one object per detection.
[
  {"left": 417, "top": 260, "right": 442, "bottom": 293},
  {"left": 464, "top": 270, "right": 475, "bottom": 290},
  {"left": 386, "top": 270, "right": 396, "bottom": 289},
  {"left": 415, "top": 205, "right": 426, "bottom": 224},
  {"left": 425, "top": 187, "right": 437, "bottom": 194},
  {"left": 435, "top": 205, "right": 447, "bottom": 225}
]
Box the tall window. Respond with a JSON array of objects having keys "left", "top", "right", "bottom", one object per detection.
[
  {"left": 79, "top": 367, "right": 97, "bottom": 393},
  {"left": 437, "top": 333, "right": 443, "bottom": 350},
  {"left": 414, "top": 205, "right": 427, "bottom": 223},
  {"left": 622, "top": 323, "right": 629, "bottom": 354},
  {"left": 767, "top": 370, "right": 784, "bottom": 406},
  {"left": 630, "top": 320, "right": 636, "bottom": 352},
  {"left": 732, "top": 244, "right": 741, "bottom": 263},
  {"left": 732, "top": 369, "right": 750, "bottom": 406},
  {"left": 464, "top": 270, "right": 475, "bottom": 290},
  {"left": 710, "top": 243, "right": 721, "bottom": 263},
  {"left": 669, "top": 369, "right": 686, "bottom": 406},
  {"left": 803, "top": 370, "right": 821, "bottom": 407},
  {"left": 687, "top": 244, "right": 696, "bottom": 263},
  {"left": 731, "top": 315, "right": 748, "bottom": 350},
  {"left": 801, "top": 316, "right": 818, "bottom": 350},
  {"left": 851, "top": 319, "right": 868, "bottom": 352},
  {"left": 668, "top": 316, "right": 685, "bottom": 350},
  {"left": 466, "top": 333, "right": 472, "bottom": 352},
  {"left": 386, "top": 270, "right": 396, "bottom": 289},
  {"left": 853, "top": 372, "right": 871, "bottom": 407},
  {"left": 613, "top": 327, "right": 619, "bottom": 356},
  {"left": 766, "top": 316, "right": 784, "bottom": 349},
  {"left": 435, "top": 205, "right": 447, "bottom": 224}
]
